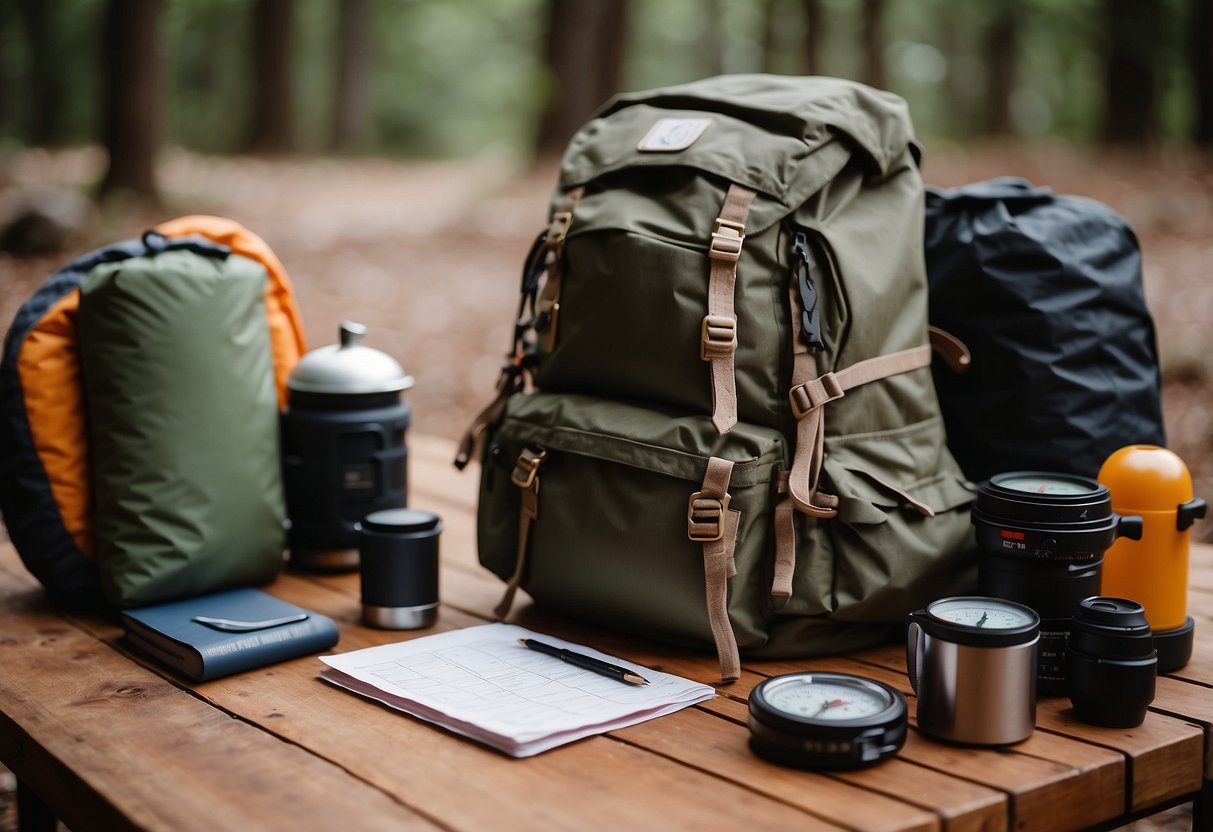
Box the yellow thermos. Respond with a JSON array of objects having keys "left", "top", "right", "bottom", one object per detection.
[{"left": 1098, "top": 445, "right": 1207, "bottom": 672}]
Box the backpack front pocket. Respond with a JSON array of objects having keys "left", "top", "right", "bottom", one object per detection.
[{"left": 477, "top": 392, "right": 786, "bottom": 657}]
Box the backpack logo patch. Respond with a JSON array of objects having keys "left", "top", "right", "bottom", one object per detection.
[{"left": 637, "top": 118, "right": 713, "bottom": 152}]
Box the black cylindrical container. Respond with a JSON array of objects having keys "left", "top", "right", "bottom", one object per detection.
[
  {"left": 1067, "top": 597, "right": 1157, "bottom": 728},
  {"left": 973, "top": 472, "right": 1143, "bottom": 695},
  {"left": 359, "top": 508, "right": 441, "bottom": 629},
  {"left": 283, "top": 322, "right": 414, "bottom": 570}
]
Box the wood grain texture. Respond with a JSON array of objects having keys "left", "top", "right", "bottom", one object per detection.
[
  {"left": 1, "top": 434, "right": 1207, "bottom": 831},
  {"left": 699, "top": 696, "right": 1007, "bottom": 832},
  {"left": 0, "top": 565, "right": 434, "bottom": 832},
  {"left": 139, "top": 571, "right": 852, "bottom": 832}
]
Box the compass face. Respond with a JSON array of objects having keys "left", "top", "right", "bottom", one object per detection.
[
  {"left": 928, "top": 597, "right": 1036, "bottom": 629},
  {"left": 748, "top": 672, "right": 908, "bottom": 771},
  {"left": 997, "top": 474, "right": 1093, "bottom": 496},
  {"left": 764, "top": 676, "right": 891, "bottom": 721}
]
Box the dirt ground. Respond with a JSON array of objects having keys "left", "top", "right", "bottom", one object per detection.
[
  {"left": 2, "top": 143, "right": 1211, "bottom": 537},
  {"left": 0, "top": 145, "right": 1207, "bottom": 831}
]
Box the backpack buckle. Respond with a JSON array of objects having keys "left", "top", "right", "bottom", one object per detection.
[
  {"left": 535, "top": 298, "right": 559, "bottom": 334},
  {"left": 510, "top": 447, "right": 547, "bottom": 489},
  {"left": 688, "top": 492, "right": 730, "bottom": 542},
  {"left": 709, "top": 218, "right": 745, "bottom": 262},
  {"left": 700, "top": 314, "right": 737, "bottom": 359},
  {"left": 789, "top": 372, "right": 845, "bottom": 419},
  {"left": 546, "top": 211, "right": 574, "bottom": 247}
]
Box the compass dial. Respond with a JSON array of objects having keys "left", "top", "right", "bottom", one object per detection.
[
  {"left": 928, "top": 597, "right": 1036, "bottom": 629},
  {"left": 764, "top": 677, "right": 890, "bottom": 721}
]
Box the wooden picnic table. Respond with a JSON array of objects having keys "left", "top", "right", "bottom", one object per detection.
[{"left": 1, "top": 434, "right": 1210, "bottom": 832}]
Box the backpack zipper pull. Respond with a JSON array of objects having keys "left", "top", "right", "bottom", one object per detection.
[{"left": 792, "top": 232, "right": 825, "bottom": 352}]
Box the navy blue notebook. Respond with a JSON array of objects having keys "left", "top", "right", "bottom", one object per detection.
[{"left": 122, "top": 588, "right": 339, "bottom": 682}]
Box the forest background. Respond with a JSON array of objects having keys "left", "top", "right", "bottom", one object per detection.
[
  {"left": 0, "top": 4, "right": 1209, "bottom": 827},
  {"left": 1, "top": 0, "right": 1211, "bottom": 542}
]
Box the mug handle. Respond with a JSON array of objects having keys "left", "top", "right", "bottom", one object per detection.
[{"left": 905, "top": 611, "right": 928, "bottom": 693}]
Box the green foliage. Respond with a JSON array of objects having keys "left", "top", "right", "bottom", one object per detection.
[
  {"left": 0, "top": 0, "right": 1207, "bottom": 158},
  {"left": 370, "top": 0, "right": 545, "bottom": 158}
]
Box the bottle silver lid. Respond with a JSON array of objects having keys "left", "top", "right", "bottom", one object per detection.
[{"left": 288, "top": 321, "right": 415, "bottom": 395}]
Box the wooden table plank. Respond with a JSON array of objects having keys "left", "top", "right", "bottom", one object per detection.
[
  {"left": 292, "top": 497, "right": 1058, "bottom": 832},
  {"left": 1170, "top": 588, "right": 1213, "bottom": 687},
  {"left": 697, "top": 696, "right": 1007, "bottom": 832},
  {"left": 611, "top": 706, "right": 944, "bottom": 832},
  {"left": 0, "top": 565, "right": 435, "bottom": 832},
  {"left": 101, "top": 568, "right": 853, "bottom": 832},
  {"left": 859, "top": 643, "right": 1206, "bottom": 812},
  {"left": 718, "top": 656, "right": 1124, "bottom": 831},
  {"left": 2, "top": 432, "right": 1207, "bottom": 831}
]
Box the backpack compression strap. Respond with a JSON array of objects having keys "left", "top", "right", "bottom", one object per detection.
[
  {"left": 688, "top": 456, "right": 741, "bottom": 682},
  {"left": 534, "top": 187, "right": 586, "bottom": 353},
  {"left": 493, "top": 446, "right": 546, "bottom": 620},
  {"left": 703, "top": 184, "right": 757, "bottom": 435},
  {"left": 787, "top": 345, "right": 933, "bottom": 516}
]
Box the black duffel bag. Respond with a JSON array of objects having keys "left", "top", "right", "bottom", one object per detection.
[{"left": 925, "top": 177, "right": 1166, "bottom": 482}]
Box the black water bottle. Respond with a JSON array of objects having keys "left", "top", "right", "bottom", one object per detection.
[{"left": 282, "top": 321, "right": 414, "bottom": 571}]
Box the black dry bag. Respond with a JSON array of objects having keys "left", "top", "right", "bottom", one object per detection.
[{"left": 925, "top": 177, "right": 1165, "bottom": 482}]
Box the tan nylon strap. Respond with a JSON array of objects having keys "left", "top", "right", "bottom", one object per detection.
[
  {"left": 536, "top": 186, "right": 586, "bottom": 352},
  {"left": 696, "top": 457, "right": 741, "bottom": 682},
  {"left": 785, "top": 277, "right": 835, "bottom": 517},
  {"left": 787, "top": 344, "right": 933, "bottom": 515},
  {"left": 833, "top": 344, "right": 933, "bottom": 390},
  {"left": 771, "top": 471, "right": 796, "bottom": 603},
  {"left": 704, "top": 184, "right": 757, "bottom": 435},
  {"left": 493, "top": 475, "right": 540, "bottom": 620},
  {"left": 454, "top": 385, "right": 510, "bottom": 469}
]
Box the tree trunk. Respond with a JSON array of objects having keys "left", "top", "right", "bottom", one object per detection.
[
  {"left": 1192, "top": 0, "right": 1213, "bottom": 146},
  {"left": 761, "top": 0, "right": 779, "bottom": 74},
  {"left": 802, "top": 0, "right": 824, "bottom": 76},
  {"left": 0, "top": 0, "right": 12, "bottom": 136},
  {"left": 984, "top": 1, "right": 1017, "bottom": 136},
  {"left": 1102, "top": 0, "right": 1159, "bottom": 145},
  {"left": 246, "top": 0, "right": 294, "bottom": 154},
  {"left": 330, "top": 0, "right": 374, "bottom": 151},
  {"left": 17, "top": 0, "right": 65, "bottom": 146},
  {"left": 861, "top": 0, "right": 886, "bottom": 90},
  {"left": 98, "top": 0, "right": 163, "bottom": 205},
  {"left": 534, "top": 0, "right": 628, "bottom": 157}
]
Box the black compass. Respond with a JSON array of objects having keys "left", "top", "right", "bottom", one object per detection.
[{"left": 748, "top": 671, "right": 907, "bottom": 770}]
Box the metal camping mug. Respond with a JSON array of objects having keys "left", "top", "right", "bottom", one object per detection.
[{"left": 906, "top": 596, "right": 1040, "bottom": 746}]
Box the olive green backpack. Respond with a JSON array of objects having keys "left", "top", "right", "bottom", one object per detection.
[{"left": 458, "top": 75, "right": 978, "bottom": 680}]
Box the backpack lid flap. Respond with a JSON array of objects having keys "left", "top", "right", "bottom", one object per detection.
[
  {"left": 558, "top": 104, "right": 858, "bottom": 236},
  {"left": 575, "top": 74, "right": 917, "bottom": 179}
]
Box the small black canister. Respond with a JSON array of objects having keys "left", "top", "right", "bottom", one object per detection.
[
  {"left": 282, "top": 321, "right": 414, "bottom": 570},
  {"left": 1067, "top": 597, "right": 1157, "bottom": 728},
  {"left": 359, "top": 508, "right": 441, "bottom": 629}
]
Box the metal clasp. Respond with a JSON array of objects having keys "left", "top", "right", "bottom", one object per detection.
[
  {"left": 510, "top": 447, "right": 547, "bottom": 490},
  {"left": 546, "top": 211, "right": 573, "bottom": 247}
]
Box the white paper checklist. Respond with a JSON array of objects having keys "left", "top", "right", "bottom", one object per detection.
[{"left": 319, "top": 623, "right": 715, "bottom": 757}]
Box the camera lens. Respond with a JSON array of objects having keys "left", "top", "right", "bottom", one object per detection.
[
  {"left": 1067, "top": 597, "right": 1156, "bottom": 727},
  {"left": 972, "top": 472, "right": 1143, "bottom": 695}
]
